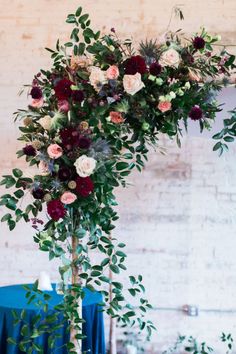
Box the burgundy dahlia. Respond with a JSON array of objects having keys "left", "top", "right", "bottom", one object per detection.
[
  {"left": 47, "top": 199, "right": 66, "bottom": 221},
  {"left": 124, "top": 55, "right": 147, "bottom": 75},
  {"left": 60, "top": 128, "right": 79, "bottom": 149},
  {"left": 78, "top": 136, "right": 91, "bottom": 149},
  {"left": 189, "top": 106, "right": 203, "bottom": 121},
  {"left": 75, "top": 176, "right": 94, "bottom": 198},
  {"left": 149, "top": 62, "right": 162, "bottom": 76},
  {"left": 58, "top": 167, "right": 71, "bottom": 181},
  {"left": 72, "top": 90, "right": 85, "bottom": 102},
  {"left": 54, "top": 79, "right": 73, "bottom": 100},
  {"left": 23, "top": 145, "right": 36, "bottom": 157},
  {"left": 32, "top": 188, "right": 45, "bottom": 200},
  {"left": 30, "top": 87, "right": 42, "bottom": 99},
  {"left": 193, "top": 36, "right": 205, "bottom": 50}
]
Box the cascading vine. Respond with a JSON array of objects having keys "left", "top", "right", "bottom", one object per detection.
[{"left": 0, "top": 5, "right": 236, "bottom": 353}]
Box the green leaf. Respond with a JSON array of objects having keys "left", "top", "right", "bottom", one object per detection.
[
  {"left": 128, "top": 288, "right": 136, "bottom": 296},
  {"left": 76, "top": 6, "right": 82, "bottom": 17},
  {"left": 116, "top": 162, "right": 129, "bottom": 170},
  {"left": 8, "top": 220, "right": 16, "bottom": 231},
  {"left": 14, "top": 189, "right": 24, "bottom": 199},
  {"left": 116, "top": 251, "right": 127, "bottom": 258},
  {"left": 213, "top": 142, "right": 222, "bottom": 151},
  {"left": 110, "top": 264, "right": 120, "bottom": 274},
  {"left": 1, "top": 213, "right": 12, "bottom": 222},
  {"left": 101, "top": 258, "right": 110, "bottom": 267},
  {"left": 78, "top": 42, "right": 86, "bottom": 55},
  {"left": 224, "top": 136, "right": 234, "bottom": 142},
  {"left": 12, "top": 168, "right": 23, "bottom": 178},
  {"left": 7, "top": 337, "right": 17, "bottom": 345},
  {"left": 79, "top": 14, "right": 89, "bottom": 24}
]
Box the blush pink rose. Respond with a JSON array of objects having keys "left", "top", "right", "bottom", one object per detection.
[
  {"left": 109, "top": 111, "right": 124, "bottom": 124},
  {"left": 106, "top": 65, "right": 119, "bottom": 80},
  {"left": 31, "top": 98, "right": 44, "bottom": 108},
  {"left": 47, "top": 144, "right": 63, "bottom": 159},
  {"left": 58, "top": 100, "right": 70, "bottom": 113},
  {"left": 60, "top": 191, "right": 77, "bottom": 205},
  {"left": 158, "top": 101, "right": 172, "bottom": 113}
]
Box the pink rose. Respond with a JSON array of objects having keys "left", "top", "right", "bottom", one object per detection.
[
  {"left": 60, "top": 191, "right": 77, "bottom": 205},
  {"left": 106, "top": 65, "right": 119, "bottom": 80},
  {"left": 158, "top": 101, "right": 172, "bottom": 113},
  {"left": 47, "top": 144, "right": 63, "bottom": 159},
  {"left": 31, "top": 98, "right": 44, "bottom": 108},
  {"left": 109, "top": 111, "right": 124, "bottom": 124},
  {"left": 58, "top": 100, "right": 70, "bottom": 113},
  {"left": 159, "top": 48, "right": 180, "bottom": 68}
]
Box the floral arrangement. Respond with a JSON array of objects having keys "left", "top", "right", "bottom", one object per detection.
[{"left": 0, "top": 5, "right": 235, "bottom": 353}]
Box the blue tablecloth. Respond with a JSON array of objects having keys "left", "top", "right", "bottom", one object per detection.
[{"left": 0, "top": 284, "right": 106, "bottom": 354}]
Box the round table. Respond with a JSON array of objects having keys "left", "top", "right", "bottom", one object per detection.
[{"left": 0, "top": 284, "right": 106, "bottom": 354}]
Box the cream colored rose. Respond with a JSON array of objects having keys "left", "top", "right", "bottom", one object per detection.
[
  {"left": 74, "top": 155, "right": 96, "bottom": 177},
  {"left": 159, "top": 48, "right": 180, "bottom": 68},
  {"left": 39, "top": 115, "right": 52, "bottom": 131},
  {"left": 123, "top": 73, "right": 145, "bottom": 96},
  {"left": 89, "top": 66, "right": 107, "bottom": 92}
]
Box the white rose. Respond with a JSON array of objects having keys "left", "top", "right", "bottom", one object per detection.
[
  {"left": 159, "top": 48, "right": 180, "bottom": 68},
  {"left": 74, "top": 155, "right": 96, "bottom": 177},
  {"left": 89, "top": 66, "right": 107, "bottom": 92},
  {"left": 123, "top": 73, "right": 145, "bottom": 96},
  {"left": 38, "top": 115, "right": 52, "bottom": 130}
]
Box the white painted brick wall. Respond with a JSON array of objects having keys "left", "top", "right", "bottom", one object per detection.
[{"left": 1, "top": 1, "right": 236, "bottom": 352}]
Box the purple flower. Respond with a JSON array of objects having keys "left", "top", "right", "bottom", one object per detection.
[
  {"left": 58, "top": 167, "right": 71, "bottom": 181},
  {"left": 32, "top": 188, "right": 45, "bottom": 200},
  {"left": 149, "top": 62, "right": 162, "bottom": 76},
  {"left": 72, "top": 90, "right": 84, "bottom": 102},
  {"left": 30, "top": 87, "right": 42, "bottom": 99},
  {"left": 189, "top": 106, "right": 203, "bottom": 120},
  {"left": 78, "top": 136, "right": 91, "bottom": 149},
  {"left": 193, "top": 36, "right": 205, "bottom": 50},
  {"left": 23, "top": 145, "right": 36, "bottom": 156},
  {"left": 124, "top": 55, "right": 147, "bottom": 75}
]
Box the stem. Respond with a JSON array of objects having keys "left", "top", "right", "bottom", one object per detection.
[
  {"left": 109, "top": 234, "right": 117, "bottom": 354},
  {"left": 70, "top": 216, "right": 82, "bottom": 354}
]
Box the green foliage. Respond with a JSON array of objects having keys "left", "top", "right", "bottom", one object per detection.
[{"left": 212, "top": 108, "right": 236, "bottom": 155}]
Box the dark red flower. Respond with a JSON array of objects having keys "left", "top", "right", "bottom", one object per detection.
[
  {"left": 78, "top": 136, "right": 91, "bottom": 149},
  {"left": 58, "top": 167, "right": 71, "bottom": 181},
  {"left": 149, "top": 62, "right": 162, "bottom": 76},
  {"left": 30, "top": 87, "right": 42, "bottom": 99},
  {"left": 124, "top": 55, "right": 147, "bottom": 75},
  {"left": 189, "top": 106, "right": 203, "bottom": 120},
  {"left": 181, "top": 50, "right": 194, "bottom": 64},
  {"left": 32, "top": 188, "right": 45, "bottom": 200},
  {"left": 75, "top": 176, "right": 94, "bottom": 197},
  {"left": 23, "top": 145, "right": 36, "bottom": 156},
  {"left": 193, "top": 36, "right": 205, "bottom": 50},
  {"left": 47, "top": 199, "right": 66, "bottom": 221},
  {"left": 72, "top": 90, "right": 84, "bottom": 102},
  {"left": 54, "top": 79, "right": 73, "bottom": 100},
  {"left": 60, "top": 128, "right": 79, "bottom": 150}
]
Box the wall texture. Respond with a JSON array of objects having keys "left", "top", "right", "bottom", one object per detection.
[{"left": 0, "top": 1, "right": 236, "bottom": 352}]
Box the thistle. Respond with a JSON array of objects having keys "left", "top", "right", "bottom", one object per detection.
[{"left": 139, "top": 39, "right": 159, "bottom": 65}]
